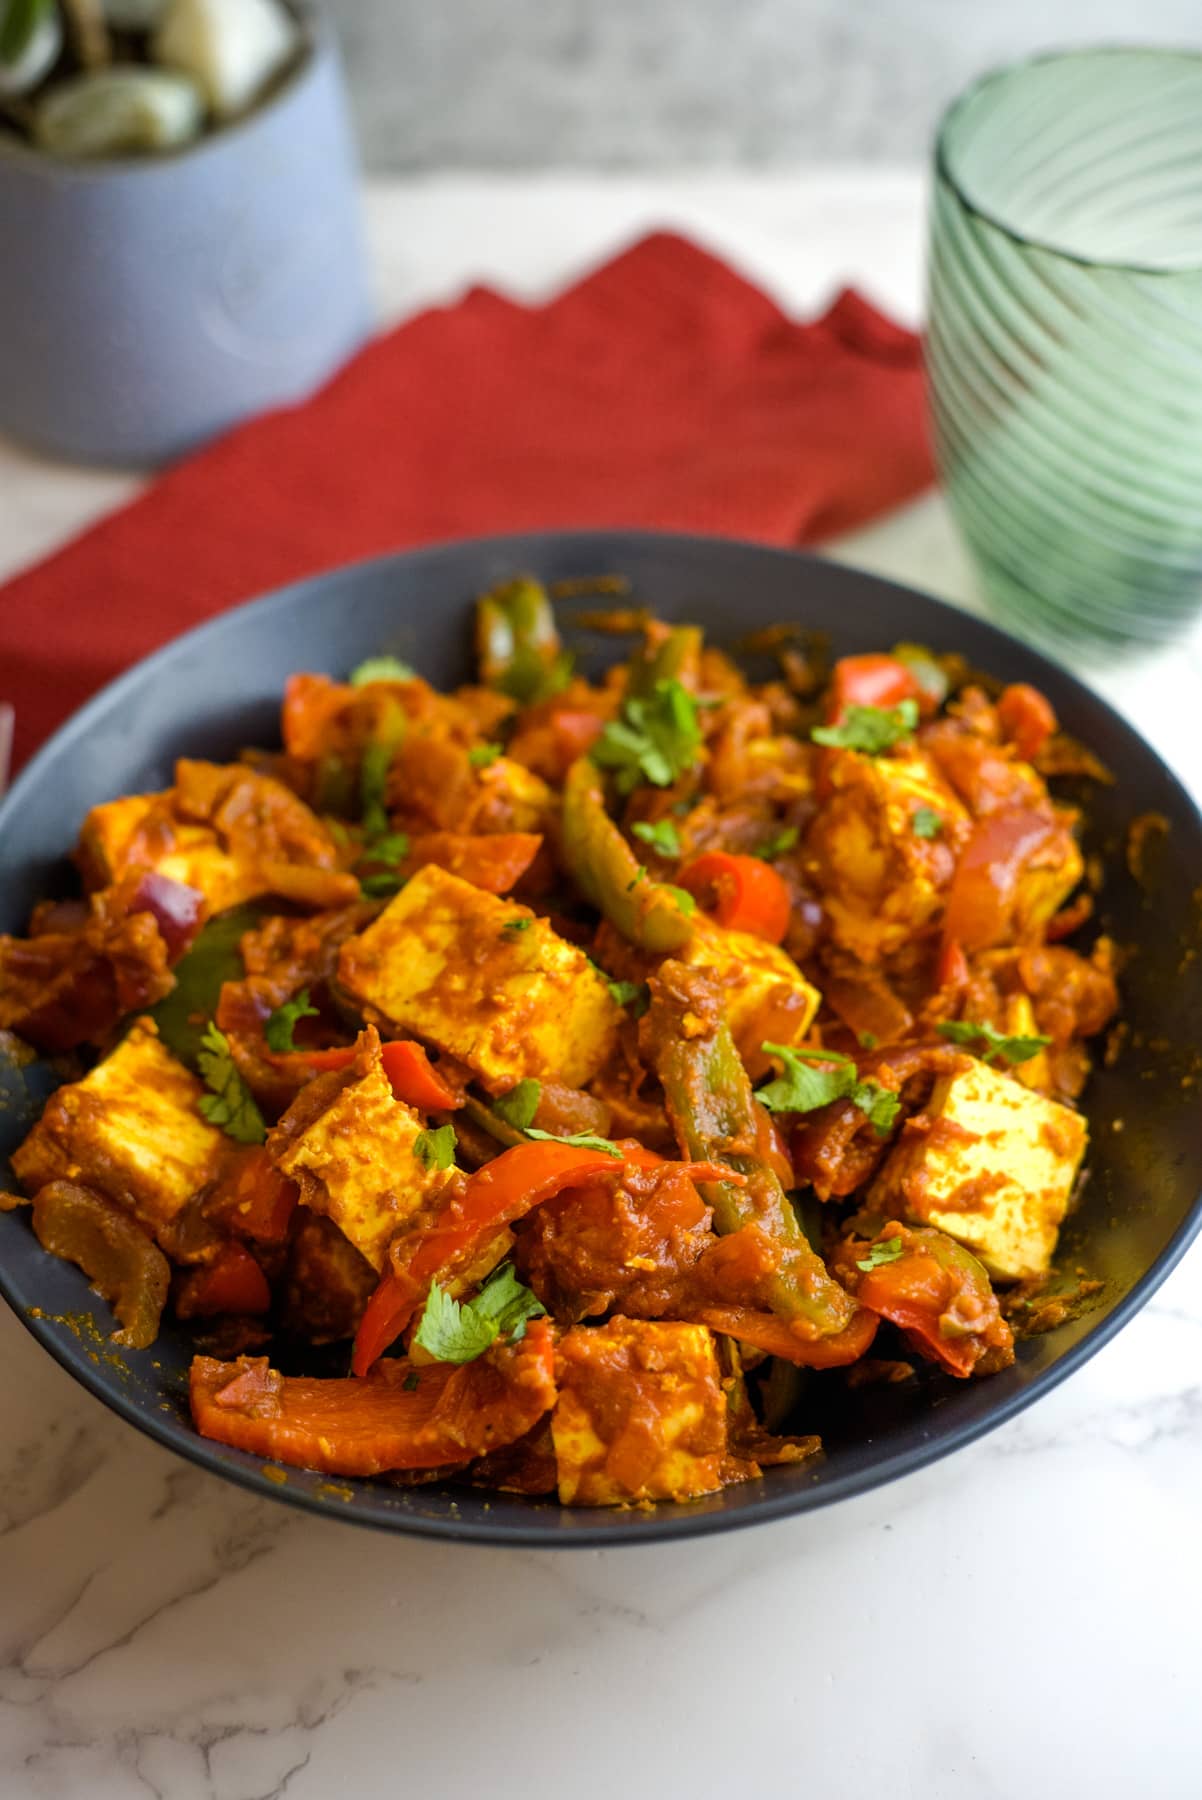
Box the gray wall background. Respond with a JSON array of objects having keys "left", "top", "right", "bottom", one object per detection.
[{"left": 326, "top": 0, "right": 1202, "bottom": 170}]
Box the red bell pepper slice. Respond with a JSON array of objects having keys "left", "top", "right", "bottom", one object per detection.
[
  {"left": 679, "top": 852, "right": 792, "bottom": 944},
  {"left": 406, "top": 831, "right": 543, "bottom": 895},
  {"left": 847, "top": 1227, "right": 1013, "bottom": 1379},
  {"left": 997, "top": 683, "right": 1057, "bottom": 762},
  {"left": 827, "top": 654, "right": 923, "bottom": 722},
  {"left": 176, "top": 1244, "right": 272, "bottom": 1319},
  {"left": 549, "top": 708, "right": 605, "bottom": 766},
  {"left": 935, "top": 937, "right": 969, "bottom": 993},
  {"left": 352, "top": 1140, "right": 621, "bottom": 1376},
  {"left": 191, "top": 1318, "right": 557, "bottom": 1476},
  {"left": 290, "top": 1039, "right": 462, "bottom": 1110},
  {"left": 942, "top": 807, "right": 1058, "bottom": 953}
]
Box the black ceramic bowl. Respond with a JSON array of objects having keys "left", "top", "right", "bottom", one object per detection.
[{"left": 3, "top": 531, "right": 1201, "bottom": 1546}]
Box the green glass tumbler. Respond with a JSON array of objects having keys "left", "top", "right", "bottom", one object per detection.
[{"left": 927, "top": 48, "right": 1202, "bottom": 646}]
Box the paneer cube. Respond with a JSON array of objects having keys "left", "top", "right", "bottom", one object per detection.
[
  {"left": 80, "top": 791, "right": 255, "bottom": 914},
  {"left": 11, "top": 1018, "right": 227, "bottom": 1252},
  {"left": 337, "top": 865, "right": 622, "bottom": 1092},
  {"left": 869, "top": 1057, "right": 1087, "bottom": 1280},
  {"left": 552, "top": 1319, "right": 727, "bottom": 1505},
  {"left": 271, "top": 1040, "right": 454, "bottom": 1271},
  {"left": 806, "top": 746, "right": 971, "bottom": 962},
  {"left": 78, "top": 760, "right": 345, "bottom": 915},
  {"left": 681, "top": 915, "right": 820, "bottom": 1080}
]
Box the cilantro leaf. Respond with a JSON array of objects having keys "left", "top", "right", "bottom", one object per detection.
[
  {"left": 912, "top": 806, "right": 943, "bottom": 839},
  {"left": 359, "top": 739, "right": 394, "bottom": 841},
  {"left": 757, "top": 825, "right": 800, "bottom": 860},
  {"left": 592, "top": 678, "right": 703, "bottom": 795},
  {"left": 414, "top": 1123, "right": 457, "bottom": 1171},
  {"left": 757, "top": 1042, "right": 900, "bottom": 1137},
  {"left": 525, "top": 1126, "right": 623, "bottom": 1159},
  {"left": 413, "top": 1263, "right": 547, "bottom": 1364},
  {"left": 493, "top": 1078, "right": 541, "bottom": 1130},
  {"left": 856, "top": 1235, "right": 905, "bottom": 1272},
  {"left": 502, "top": 917, "right": 532, "bottom": 934},
  {"left": 631, "top": 818, "right": 682, "bottom": 858},
  {"left": 756, "top": 1042, "right": 857, "bottom": 1116},
  {"left": 663, "top": 884, "right": 697, "bottom": 917},
  {"left": 349, "top": 655, "right": 417, "bottom": 686},
  {"left": 197, "top": 1022, "right": 266, "bottom": 1144},
  {"left": 606, "top": 978, "right": 648, "bottom": 1015},
  {"left": 626, "top": 865, "right": 649, "bottom": 892},
  {"left": 850, "top": 1080, "right": 902, "bottom": 1136},
  {"left": 937, "top": 1019, "right": 1051, "bottom": 1066},
  {"left": 358, "top": 829, "right": 409, "bottom": 899},
  {"left": 263, "top": 988, "right": 319, "bottom": 1054},
  {"left": 469, "top": 742, "right": 502, "bottom": 768},
  {"left": 413, "top": 1283, "right": 501, "bottom": 1363},
  {"left": 812, "top": 699, "right": 919, "bottom": 754},
  {"left": 858, "top": 1031, "right": 878, "bottom": 1050}
]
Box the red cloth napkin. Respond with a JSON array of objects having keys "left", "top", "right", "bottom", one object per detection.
[{"left": 1, "top": 231, "right": 932, "bottom": 773}]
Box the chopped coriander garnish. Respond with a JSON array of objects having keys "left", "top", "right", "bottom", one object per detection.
[
  {"left": 937, "top": 1019, "right": 1051, "bottom": 1066},
  {"left": 631, "top": 818, "right": 683, "bottom": 858},
  {"left": 606, "top": 977, "right": 648, "bottom": 1015},
  {"left": 263, "top": 988, "right": 319, "bottom": 1054},
  {"left": 812, "top": 699, "right": 918, "bottom": 755},
  {"left": 592, "top": 678, "right": 703, "bottom": 794},
  {"left": 493, "top": 1078, "right": 541, "bottom": 1130},
  {"left": 664, "top": 884, "right": 697, "bottom": 917},
  {"left": 197, "top": 1022, "right": 266, "bottom": 1144},
  {"left": 855, "top": 1083, "right": 902, "bottom": 1135},
  {"left": 357, "top": 830, "right": 410, "bottom": 899},
  {"left": 756, "top": 1041, "right": 900, "bottom": 1138},
  {"left": 349, "top": 654, "right": 417, "bottom": 686},
  {"left": 912, "top": 806, "right": 943, "bottom": 840},
  {"left": 858, "top": 1031, "right": 878, "bottom": 1050},
  {"left": 414, "top": 1123, "right": 458, "bottom": 1171},
  {"left": 413, "top": 1264, "right": 546, "bottom": 1364},
  {"left": 502, "top": 917, "right": 533, "bottom": 934},
  {"left": 757, "top": 825, "right": 800, "bottom": 860},
  {"left": 856, "top": 1236, "right": 905, "bottom": 1273},
  {"left": 525, "top": 1126, "right": 623, "bottom": 1159},
  {"left": 626, "top": 865, "right": 648, "bottom": 891},
  {"left": 469, "top": 742, "right": 503, "bottom": 768}
]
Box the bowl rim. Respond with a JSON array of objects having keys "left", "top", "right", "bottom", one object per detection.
[
  {"left": 3, "top": 526, "right": 1201, "bottom": 1548},
  {"left": 933, "top": 43, "right": 1202, "bottom": 279}
]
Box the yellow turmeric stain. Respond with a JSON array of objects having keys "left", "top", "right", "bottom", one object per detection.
[{"left": 316, "top": 1481, "right": 354, "bottom": 1502}]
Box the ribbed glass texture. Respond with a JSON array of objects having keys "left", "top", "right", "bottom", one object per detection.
[{"left": 927, "top": 49, "right": 1202, "bottom": 645}]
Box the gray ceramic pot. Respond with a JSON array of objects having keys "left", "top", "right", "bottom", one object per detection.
[{"left": 0, "top": 11, "right": 373, "bottom": 467}]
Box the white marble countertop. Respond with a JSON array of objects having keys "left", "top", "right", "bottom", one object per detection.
[{"left": 2, "top": 172, "right": 1201, "bottom": 1800}]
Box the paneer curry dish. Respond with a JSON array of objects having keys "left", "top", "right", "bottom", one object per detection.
[{"left": 0, "top": 582, "right": 1119, "bottom": 1507}]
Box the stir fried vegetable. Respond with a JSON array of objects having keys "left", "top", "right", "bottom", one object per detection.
[{"left": 0, "top": 597, "right": 1119, "bottom": 1506}]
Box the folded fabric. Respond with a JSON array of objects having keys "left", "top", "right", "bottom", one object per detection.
[{"left": 0, "top": 230, "right": 933, "bottom": 772}]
